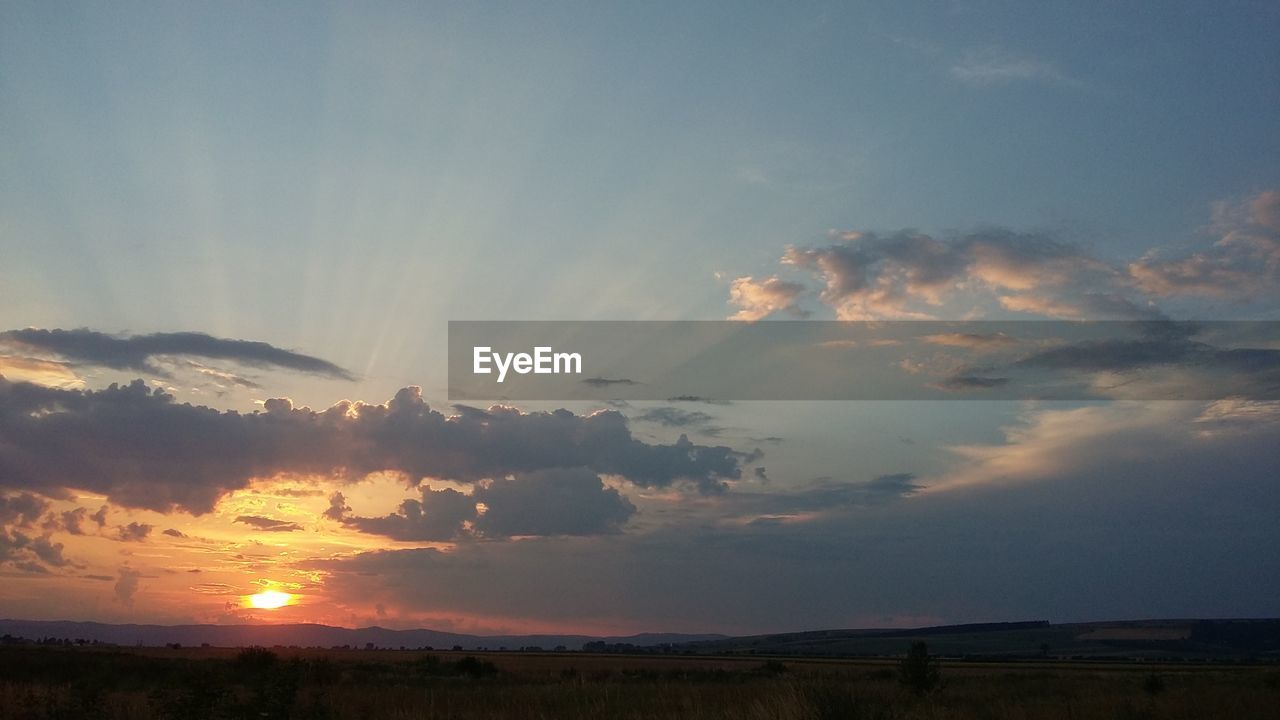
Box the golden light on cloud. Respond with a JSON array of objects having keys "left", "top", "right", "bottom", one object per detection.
[{"left": 245, "top": 590, "right": 294, "bottom": 610}]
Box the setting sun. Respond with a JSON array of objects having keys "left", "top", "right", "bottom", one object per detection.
[{"left": 246, "top": 590, "right": 293, "bottom": 610}]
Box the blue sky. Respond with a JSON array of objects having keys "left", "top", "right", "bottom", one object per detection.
[{"left": 1, "top": 2, "right": 1278, "bottom": 632}]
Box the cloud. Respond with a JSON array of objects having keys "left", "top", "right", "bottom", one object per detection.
[
  {"left": 344, "top": 488, "right": 476, "bottom": 542},
  {"left": 323, "top": 492, "right": 351, "bottom": 522},
  {"left": 305, "top": 395, "right": 1279, "bottom": 633},
  {"left": 931, "top": 375, "right": 1010, "bottom": 392},
  {"left": 0, "top": 356, "right": 81, "bottom": 388},
  {"left": 0, "top": 328, "right": 354, "bottom": 381},
  {"left": 161, "top": 528, "right": 187, "bottom": 538},
  {"left": 629, "top": 407, "right": 721, "bottom": 435},
  {"left": 737, "top": 192, "right": 1280, "bottom": 321},
  {"left": 921, "top": 332, "right": 1018, "bottom": 350},
  {"left": 114, "top": 567, "right": 141, "bottom": 606},
  {"left": 779, "top": 229, "right": 1131, "bottom": 320},
  {"left": 691, "top": 474, "right": 924, "bottom": 527},
  {"left": 116, "top": 522, "right": 152, "bottom": 542},
  {"left": 235, "top": 515, "right": 304, "bottom": 532},
  {"left": 1, "top": 493, "right": 74, "bottom": 574},
  {"left": 727, "top": 276, "right": 809, "bottom": 321},
  {"left": 948, "top": 46, "right": 1082, "bottom": 88},
  {"left": 582, "top": 377, "right": 638, "bottom": 387},
  {"left": 0, "top": 492, "right": 47, "bottom": 528},
  {"left": 0, "top": 380, "right": 744, "bottom": 514},
  {"left": 473, "top": 468, "right": 636, "bottom": 538},
  {"left": 344, "top": 469, "right": 637, "bottom": 541},
  {"left": 1129, "top": 190, "right": 1280, "bottom": 301}
]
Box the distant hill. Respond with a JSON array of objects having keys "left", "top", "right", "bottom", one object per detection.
[
  {"left": 671, "top": 619, "right": 1280, "bottom": 660},
  {"left": 4, "top": 618, "right": 1279, "bottom": 660},
  {"left": 0, "top": 619, "right": 722, "bottom": 651}
]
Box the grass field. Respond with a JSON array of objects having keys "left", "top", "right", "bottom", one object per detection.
[{"left": 0, "top": 645, "right": 1276, "bottom": 719}]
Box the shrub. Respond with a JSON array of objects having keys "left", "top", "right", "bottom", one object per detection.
[
  {"left": 899, "top": 641, "right": 941, "bottom": 694},
  {"left": 454, "top": 655, "right": 499, "bottom": 679},
  {"left": 234, "top": 646, "right": 279, "bottom": 674}
]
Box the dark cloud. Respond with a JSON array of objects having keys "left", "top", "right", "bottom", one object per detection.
[
  {"left": 582, "top": 377, "right": 638, "bottom": 387},
  {"left": 931, "top": 375, "right": 1011, "bottom": 392},
  {"left": 635, "top": 407, "right": 715, "bottom": 427},
  {"left": 116, "top": 522, "right": 152, "bottom": 542},
  {"left": 343, "top": 469, "right": 637, "bottom": 541},
  {"left": 304, "top": 407, "right": 1280, "bottom": 633},
  {"left": 0, "top": 492, "right": 47, "bottom": 527},
  {"left": 666, "top": 396, "right": 731, "bottom": 405},
  {"left": 323, "top": 492, "right": 350, "bottom": 522},
  {"left": 344, "top": 488, "right": 476, "bottom": 541},
  {"left": 30, "top": 535, "right": 70, "bottom": 567},
  {"left": 632, "top": 407, "right": 716, "bottom": 428},
  {"left": 2, "top": 495, "right": 76, "bottom": 573},
  {"left": 473, "top": 468, "right": 636, "bottom": 538},
  {"left": 161, "top": 528, "right": 187, "bottom": 538},
  {"left": 0, "top": 328, "right": 354, "bottom": 380},
  {"left": 235, "top": 515, "right": 303, "bottom": 532},
  {"left": 728, "top": 474, "right": 922, "bottom": 517},
  {"left": 0, "top": 380, "right": 744, "bottom": 514}
]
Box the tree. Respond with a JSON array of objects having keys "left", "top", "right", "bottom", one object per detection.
[{"left": 899, "top": 641, "right": 940, "bottom": 693}]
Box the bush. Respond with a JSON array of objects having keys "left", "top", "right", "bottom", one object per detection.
[
  {"left": 899, "top": 641, "right": 941, "bottom": 694},
  {"left": 234, "top": 646, "right": 279, "bottom": 674},
  {"left": 454, "top": 655, "right": 499, "bottom": 679}
]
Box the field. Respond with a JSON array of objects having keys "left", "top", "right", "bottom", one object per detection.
[{"left": 0, "top": 645, "right": 1276, "bottom": 720}]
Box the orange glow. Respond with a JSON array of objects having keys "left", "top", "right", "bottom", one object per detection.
[{"left": 246, "top": 590, "right": 293, "bottom": 609}]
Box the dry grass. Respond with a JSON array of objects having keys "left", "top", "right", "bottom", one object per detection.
[{"left": 0, "top": 645, "right": 1275, "bottom": 719}]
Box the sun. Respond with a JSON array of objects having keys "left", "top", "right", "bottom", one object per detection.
[{"left": 246, "top": 590, "right": 294, "bottom": 610}]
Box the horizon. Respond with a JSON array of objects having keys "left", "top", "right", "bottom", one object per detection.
[{"left": 2, "top": 1, "right": 1279, "bottom": 639}]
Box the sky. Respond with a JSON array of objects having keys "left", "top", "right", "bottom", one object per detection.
[{"left": 1, "top": 1, "right": 1278, "bottom": 635}]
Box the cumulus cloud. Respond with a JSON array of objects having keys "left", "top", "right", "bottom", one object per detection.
[
  {"left": 0, "top": 380, "right": 744, "bottom": 514},
  {"left": 323, "top": 492, "right": 351, "bottom": 522},
  {"left": 473, "top": 468, "right": 636, "bottom": 538},
  {"left": 0, "top": 328, "right": 354, "bottom": 380},
  {"left": 344, "top": 488, "right": 477, "bottom": 541},
  {"left": 1129, "top": 190, "right": 1280, "bottom": 301},
  {"left": 343, "top": 469, "right": 637, "bottom": 541},
  {"left": 738, "top": 192, "right": 1280, "bottom": 321},
  {"left": 1, "top": 493, "right": 73, "bottom": 573},
  {"left": 727, "top": 275, "right": 809, "bottom": 321},
  {"left": 0, "top": 492, "right": 47, "bottom": 528},
  {"left": 116, "top": 522, "right": 152, "bottom": 542},
  {"left": 114, "top": 567, "right": 141, "bottom": 606},
  {"left": 779, "top": 229, "right": 1131, "bottom": 320}
]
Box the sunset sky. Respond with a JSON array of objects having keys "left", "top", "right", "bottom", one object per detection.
[{"left": 2, "top": 1, "right": 1278, "bottom": 636}]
